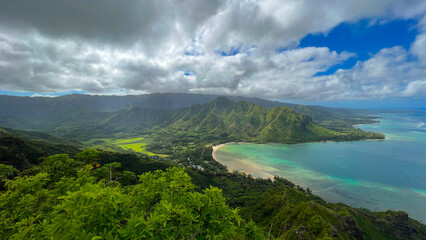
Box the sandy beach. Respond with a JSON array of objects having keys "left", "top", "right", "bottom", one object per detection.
[
  {"left": 212, "top": 143, "right": 232, "bottom": 162},
  {"left": 212, "top": 142, "right": 275, "bottom": 180}
]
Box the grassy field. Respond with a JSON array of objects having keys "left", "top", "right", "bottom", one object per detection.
[
  {"left": 114, "top": 138, "right": 145, "bottom": 144},
  {"left": 85, "top": 137, "right": 167, "bottom": 157}
]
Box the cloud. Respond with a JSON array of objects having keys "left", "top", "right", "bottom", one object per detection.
[
  {"left": 0, "top": 0, "right": 426, "bottom": 101},
  {"left": 321, "top": 46, "right": 426, "bottom": 99},
  {"left": 401, "top": 80, "right": 426, "bottom": 96},
  {"left": 0, "top": 1, "right": 222, "bottom": 48},
  {"left": 411, "top": 33, "right": 426, "bottom": 63}
]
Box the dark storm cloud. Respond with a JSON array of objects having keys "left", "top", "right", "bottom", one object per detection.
[{"left": 0, "top": 0, "right": 223, "bottom": 46}]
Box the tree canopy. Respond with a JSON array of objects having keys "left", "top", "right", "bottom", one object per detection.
[{"left": 0, "top": 155, "right": 263, "bottom": 239}]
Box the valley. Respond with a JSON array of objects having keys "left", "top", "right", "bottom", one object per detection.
[
  {"left": 84, "top": 137, "right": 168, "bottom": 157},
  {"left": 0, "top": 93, "right": 424, "bottom": 240},
  {"left": 2, "top": 2, "right": 425, "bottom": 238}
]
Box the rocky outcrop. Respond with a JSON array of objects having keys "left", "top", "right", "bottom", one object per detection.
[
  {"left": 343, "top": 216, "right": 363, "bottom": 240},
  {"left": 388, "top": 211, "right": 413, "bottom": 238}
]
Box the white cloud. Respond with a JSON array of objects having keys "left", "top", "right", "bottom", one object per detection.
[
  {"left": 322, "top": 46, "right": 426, "bottom": 99},
  {"left": 0, "top": 0, "right": 426, "bottom": 101},
  {"left": 401, "top": 80, "right": 426, "bottom": 96},
  {"left": 411, "top": 33, "right": 426, "bottom": 63}
]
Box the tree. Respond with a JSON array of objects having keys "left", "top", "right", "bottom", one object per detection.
[
  {"left": 40, "top": 154, "right": 81, "bottom": 181},
  {"left": 75, "top": 148, "right": 100, "bottom": 164},
  {"left": 0, "top": 164, "right": 18, "bottom": 181},
  {"left": 93, "top": 162, "right": 122, "bottom": 183},
  {"left": 119, "top": 170, "right": 137, "bottom": 186},
  {"left": 0, "top": 161, "right": 263, "bottom": 239}
]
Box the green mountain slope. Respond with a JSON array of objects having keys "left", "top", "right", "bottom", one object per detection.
[
  {"left": 0, "top": 134, "right": 424, "bottom": 239},
  {"left": 0, "top": 93, "right": 378, "bottom": 131},
  {"left": 0, "top": 128, "right": 80, "bottom": 170},
  {"left": 185, "top": 161, "right": 426, "bottom": 240},
  {"left": 0, "top": 127, "right": 80, "bottom": 146},
  {"left": 0, "top": 96, "right": 383, "bottom": 142},
  {"left": 166, "top": 97, "right": 341, "bottom": 143}
]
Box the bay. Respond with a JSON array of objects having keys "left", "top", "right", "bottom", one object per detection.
[{"left": 214, "top": 112, "right": 426, "bottom": 221}]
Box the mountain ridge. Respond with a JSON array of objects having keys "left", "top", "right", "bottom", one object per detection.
[
  {"left": 0, "top": 95, "right": 383, "bottom": 142},
  {"left": 165, "top": 97, "right": 342, "bottom": 143},
  {"left": 0, "top": 93, "right": 375, "bottom": 127}
]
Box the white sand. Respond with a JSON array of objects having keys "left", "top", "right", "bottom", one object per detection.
[{"left": 212, "top": 143, "right": 275, "bottom": 180}]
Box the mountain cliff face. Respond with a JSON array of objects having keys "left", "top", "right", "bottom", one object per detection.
[
  {"left": 0, "top": 95, "right": 382, "bottom": 142},
  {"left": 0, "top": 93, "right": 376, "bottom": 129},
  {"left": 165, "top": 97, "right": 339, "bottom": 143}
]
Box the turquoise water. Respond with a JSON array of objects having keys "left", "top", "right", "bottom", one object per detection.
[{"left": 214, "top": 112, "right": 426, "bottom": 221}]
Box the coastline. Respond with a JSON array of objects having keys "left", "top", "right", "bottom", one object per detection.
[
  {"left": 211, "top": 142, "right": 234, "bottom": 172},
  {"left": 212, "top": 142, "right": 275, "bottom": 180},
  {"left": 210, "top": 115, "right": 386, "bottom": 180},
  {"left": 211, "top": 142, "right": 232, "bottom": 161}
]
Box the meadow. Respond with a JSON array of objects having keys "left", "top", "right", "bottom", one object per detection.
[{"left": 84, "top": 137, "right": 168, "bottom": 157}]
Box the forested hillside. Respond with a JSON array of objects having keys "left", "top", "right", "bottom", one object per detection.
[
  {"left": 0, "top": 128, "right": 80, "bottom": 171},
  {"left": 0, "top": 96, "right": 383, "bottom": 142},
  {"left": 1, "top": 145, "right": 425, "bottom": 239},
  {"left": 0, "top": 94, "right": 401, "bottom": 239},
  {"left": 0, "top": 93, "right": 378, "bottom": 131},
  {"left": 165, "top": 97, "right": 352, "bottom": 143}
]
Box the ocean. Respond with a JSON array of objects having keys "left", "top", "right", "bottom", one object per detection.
[{"left": 214, "top": 112, "right": 426, "bottom": 221}]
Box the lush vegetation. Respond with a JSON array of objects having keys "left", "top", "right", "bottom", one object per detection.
[
  {"left": 1, "top": 94, "right": 408, "bottom": 239},
  {"left": 0, "top": 129, "right": 79, "bottom": 171},
  {"left": 0, "top": 152, "right": 263, "bottom": 239},
  {"left": 0, "top": 94, "right": 384, "bottom": 142},
  {"left": 164, "top": 97, "right": 342, "bottom": 143},
  {"left": 1, "top": 147, "right": 425, "bottom": 239},
  {"left": 84, "top": 137, "right": 167, "bottom": 157}
]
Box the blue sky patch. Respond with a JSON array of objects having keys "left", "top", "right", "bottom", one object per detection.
[
  {"left": 314, "top": 58, "right": 357, "bottom": 76},
  {"left": 300, "top": 19, "right": 418, "bottom": 61},
  {"left": 217, "top": 46, "right": 241, "bottom": 56},
  {"left": 181, "top": 70, "right": 196, "bottom": 76},
  {"left": 301, "top": 18, "right": 418, "bottom": 76},
  {"left": 0, "top": 89, "right": 87, "bottom": 97},
  {"left": 184, "top": 50, "right": 203, "bottom": 56}
]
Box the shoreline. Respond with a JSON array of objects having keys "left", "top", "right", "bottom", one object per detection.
[
  {"left": 210, "top": 115, "right": 386, "bottom": 180},
  {"left": 212, "top": 142, "right": 275, "bottom": 180},
  {"left": 211, "top": 142, "right": 234, "bottom": 171},
  {"left": 211, "top": 142, "right": 233, "bottom": 161}
]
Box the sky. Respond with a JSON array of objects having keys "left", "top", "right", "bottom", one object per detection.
[{"left": 1, "top": 0, "right": 426, "bottom": 108}]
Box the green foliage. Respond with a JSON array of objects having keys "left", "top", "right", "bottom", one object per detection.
[
  {"left": 75, "top": 148, "right": 100, "bottom": 164},
  {"left": 0, "top": 173, "right": 53, "bottom": 239},
  {"left": 40, "top": 154, "right": 82, "bottom": 181},
  {"left": 47, "top": 183, "right": 131, "bottom": 239},
  {"left": 119, "top": 171, "right": 137, "bottom": 186},
  {"left": 92, "top": 162, "right": 124, "bottom": 185},
  {"left": 120, "top": 168, "right": 253, "bottom": 239},
  {"left": 0, "top": 164, "right": 18, "bottom": 181},
  {"left": 0, "top": 156, "right": 261, "bottom": 239},
  {"left": 0, "top": 164, "right": 18, "bottom": 190},
  {"left": 1, "top": 95, "right": 421, "bottom": 239},
  {"left": 97, "top": 151, "right": 172, "bottom": 175},
  {"left": 164, "top": 97, "right": 343, "bottom": 143},
  {"left": 173, "top": 144, "right": 227, "bottom": 172},
  {"left": 0, "top": 133, "right": 79, "bottom": 171},
  {"left": 0, "top": 127, "right": 80, "bottom": 147},
  {"left": 0, "top": 93, "right": 378, "bottom": 136},
  {"left": 185, "top": 168, "right": 426, "bottom": 240},
  {"left": 0, "top": 96, "right": 383, "bottom": 143},
  {"left": 1, "top": 141, "right": 424, "bottom": 240},
  {"left": 85, "top": 138, "right": 167, "bottom": 157},
  {"left": 347, "top": 208, "right": 426, "bottom": 240}
]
